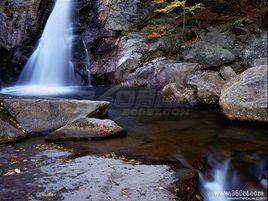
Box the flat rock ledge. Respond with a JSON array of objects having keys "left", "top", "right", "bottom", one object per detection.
[
  {"left": 46, "top": 117, "right": 127, "bottom": 141},
  {"left": 0, "top": 95, "right": 110, "bottom": 133},
  {"left": 220, "top": 65, "right": 268, "bottom": 122}
]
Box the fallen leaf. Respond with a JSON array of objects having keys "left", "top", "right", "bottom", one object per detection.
[
  {"left": 121, "top": 188, "right": 129, "bottom": 198},
  {"left": 14, "top": 168, "right": 21, "bottom": 174}
]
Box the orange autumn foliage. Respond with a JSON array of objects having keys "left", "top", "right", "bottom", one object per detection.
[{"left": 147, "top": 32, "right": 162, "bottom": 40}]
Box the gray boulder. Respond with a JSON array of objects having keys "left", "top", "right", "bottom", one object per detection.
[
  {"left": 114, "top": 35, "right": 149, "bottom": 81},
  {"left": 122, "top": 59, "right": 199, "bottom": 89},
  {"left": 46, "top": 117, "right": 126, "bottom": 141},
  {"left": 161, "top": 83, "right": 197, "bottom": 105},
  {"left": 240, "top": 33, "right": 267, "bottom": 67},
  {"left": 220, "top": 65, "right": 268, "bottom": 122},
  {"left": 187, "top": 71, "right": 226, "bottom": 105},
  {"left": 220, "top": 66, "right": 237, "bottom": 80},
  {"left": 1, "top": 96, "right": 110, "bottom": 133},
  {"left": 203, "top": 29, "right": 236, "bottom": 50},
  {"left": 183, "top": 41, "right": 236, "bottom": 68}
]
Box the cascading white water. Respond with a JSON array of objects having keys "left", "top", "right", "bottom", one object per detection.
[
  {"left": 199, "top": 159, "right": 239, "bottom": 201},
  {"left": 18, "top": 0, "right": 75, "bottom": 86},
  {"left": 82, "top": 39, "right": 92, "bottom": 86},
  {"left": 1, "top": 0, "right": 78, "bottom": 95}
]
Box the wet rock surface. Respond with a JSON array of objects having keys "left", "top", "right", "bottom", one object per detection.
[
  {"left": 0, "top": 144, "right": 179, "bottom": 201},
  {"left": 0, "top": 95, "right": 110, "bottom": 133},
  {"left": 46, "top": 117, "right": 127, "bottom": 141},
  {"left": 220, "top": 65, "right": 268, "bottom": 122}
]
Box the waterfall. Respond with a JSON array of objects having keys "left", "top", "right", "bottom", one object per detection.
[
  {"left": 199, "top": 159, "right": 239, "bottom": 201},
  {"left": 18, "top": 0, "right": 76, "bottom": 86},
  {"left": 82, "top": 39, "right": 92, "bottom": 86}
]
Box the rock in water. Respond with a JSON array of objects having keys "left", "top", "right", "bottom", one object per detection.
[
  {"left": 46, "top": 118, "right": 126, "bottom": 141},
  {"left": 220, "top": 65, "right": 268, "bottom": 122},
  {"left": 0, "top": 96, "right": 110, "bottom": 133},
  {"left": 187, "top": 71, "right": 226, "bottom": 105},
  {"left": 0, "top": 106, "right": 27, "bottom": 143},
  {"left": 122, "top": 59, "right": 199, "bottom": 89},
  {"left": 161, "top": 83, "right": 197, "bottom": 106}
]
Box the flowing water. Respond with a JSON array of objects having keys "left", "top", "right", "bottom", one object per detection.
[
  {"left": 199, "top": 158, "right": 239, "bottom": 201},
  {"left": 1, "top": 0, "right": 78, "bottom": 95}
]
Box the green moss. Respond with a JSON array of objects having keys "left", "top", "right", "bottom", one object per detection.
[
  {"left": 233, "top": 17, "right": 253, "bottom": 27},
  {"left": 0, "top": 1, "right": 6, "bottom": 13}
]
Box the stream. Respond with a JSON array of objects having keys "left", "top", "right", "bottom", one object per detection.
[{"left": 1, "top": 86, "right": 266, "bottom": 200}]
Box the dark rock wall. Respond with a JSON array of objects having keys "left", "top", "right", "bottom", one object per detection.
[{"left": 0, "top": 0, "right": 53, "bottom": 87}]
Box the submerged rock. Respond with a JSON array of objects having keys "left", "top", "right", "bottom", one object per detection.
[
  {"left": 187, "top": 71, "right": 226, "bottom": 105},
  {"left": 46, "top": 117, "right": 126, "bottom": 141},
  {"left": 0, "top": 96, "right": 110, "bottom": 133},
  {"left": 183, "top": 41, "right": 236, "bottom": 68},
  {"left": 220, "top": 65, "right": 268, "bottom": 122}
]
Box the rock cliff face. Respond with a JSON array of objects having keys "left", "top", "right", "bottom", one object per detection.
[{"left": 0, "top": 0, "right": 52, "bottom": 85}]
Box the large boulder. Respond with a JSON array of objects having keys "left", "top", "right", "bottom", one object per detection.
[
  {"left": 1, "top": 96, "right": 110, "bottom": 133},
  {"left": 122, "top": 59, "right": 199, "bottom": 89},
  {"left": 240, "top": 33, "right": 267, "bottom": 67},
  {"left": 113, "top": 34, "right": 149, "bottom": 81},
  {"left": 187, "top": 71, "right": 226, "bottom": 105},
  {"left": 46, "top": 117, "right": 126, "bottom": 141},
  {"left": 183, "top": 41, "right": 236, "bottom": 68},
  {"left": 161, "top": 83, "right": 197, "bottom": 106},
  {"left": 220, "top": 65, "right": 268, "bottom": 122},
  {"left": 202, "top": 29, "right": 236, "bottom": 50}
]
